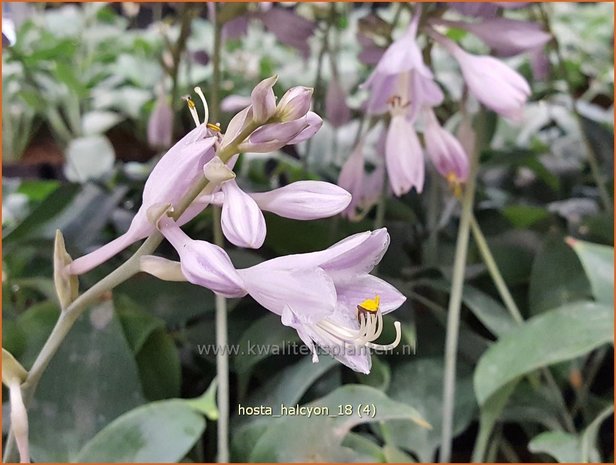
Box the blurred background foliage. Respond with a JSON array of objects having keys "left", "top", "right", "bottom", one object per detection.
[{"left": 2, "top": 2, "right": 614, "bottom": 463}]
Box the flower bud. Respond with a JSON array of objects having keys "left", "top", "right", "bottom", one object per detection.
[
  {"left": 54, "top": 230, "right": 79, "bottom": 310},
  {"left": 220, "top": 180, "right": 266, "bottom": 249},
  {"left": 157, "top": 216, "right": 246, "bottom": 297},
  {"left": 147, "top": 93, "right": 173, "bottom": 149},
  {"left": 275, "top": 86, "right": 313, "bottom": 121},
  {"left": 251, "top": 75, "right": 278, "bottom": 123},
  {"left": 286, "top": 111, "right": 323, "bottom": 145},
  {"left": 250, "top": 181, "right": 351, "bottom": 220},
  {"left": 424, "top": 110, "right": 469, "bottom": 183}
]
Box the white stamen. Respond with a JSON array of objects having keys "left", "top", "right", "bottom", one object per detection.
[
  {"left": 184, "top": 96, "right": 201, "bottom": 128},
  {"left": 366, "top": 321, "right": 402, "bottom": 351},
  {"left": 194, "top": 87, "right": 209, "bottom": 125},
  {"left": 314, "top": 310, "right": 402, "bottom": 352}
]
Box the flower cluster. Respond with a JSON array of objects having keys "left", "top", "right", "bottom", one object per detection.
[
  {"left": 69, "top": 77, "right": 406, "bottom": 374},
  {"left": 339, "top": 3, "right": 549, "bottom": 207}
]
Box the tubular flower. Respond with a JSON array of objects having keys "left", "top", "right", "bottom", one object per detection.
[
  {"left": 430, "top": 30, "right": 531, "bottom": 121},
  {"left": 362, "top": 8, "right": 443, "bottom": 121},
  {"left": 424, "top": 109, "right": 470, "bottom": 188},
  {"left": 199, "top": 179, "right": 352, "bottom": 248},
  {"left": 153, "top": 219, "right": 406, "bottom": 374},
  {"left": 385, "top": 97, "right": 425, "bottom": 196},
  {"left": 68, "top": 88, "right": 218, "bottom": 275}
]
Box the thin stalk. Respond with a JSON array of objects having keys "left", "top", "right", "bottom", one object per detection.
[
  {"left": 469, "top": 215, "right": 523, "bottom": 324},
  {"left": 538, "top": 4, "right": 612, "bottom": 211},
  {"left": 213, "top": 208, "right": 229, "bottom": 463},
  {"left": 210, "top": 10, "right": 230, "bottom": 463},
  {"left": 470, "top": 214, "right": 576, "bottom": 434},
  {"left": 438, "top": 138, "right": 480, "bottom": 463}
]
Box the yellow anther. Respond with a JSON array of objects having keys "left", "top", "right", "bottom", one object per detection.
[
  {"left": 446, "top": 172, "right": 463, "bottom": 199},
  {"left": 207, "top": 123, "right": 221, "bottom": 132},
  {"left": 357, "top": 295, "right": 380, "bottom": 314}
]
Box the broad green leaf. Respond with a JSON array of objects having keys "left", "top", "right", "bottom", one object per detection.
[
  {"left": 528, "top": 431, "right": 583, "bottom": 462},
  {"left": 342, "top": 432, "right": 384, "bottom": 462},
  {"left": 568, "top": 238, "right": 614, "bottom": 305},
  {"left": 242, "top": 355, "right": 337, "bottom": 419},
  {"left": 28, "top": 300, "right": 145, "bottom": 462},
  {"left": 249, "top": 385, "right": 430, "bottom": 462},
  {"left": 528, "top": 404, "right": 612, "bottom": 463},
  {"left": 115, "top": 276, "right": 214, "bottom": 326},
  {"left": 233, "top": 313, "right": 299, "bottom": 373},
  {"left": 462, "top": 285, "right": 517, "bottom": 337},
  {"left": 529, "top": 237, "right": 591, "bottom": 314},
  {"left": 358, "top": 355, "right": 390, "bottom": 391},
  {"left": 116, "top": 296, "right": 165, "bottom": 353},
  {"left": 2, "top": 184, "right": 80, "bottom": 244},
  {"left": 503, "top": 205, "right": 549, "bottom": 229},
  {"left": 16, "top": 301, "right": 61, "bottom": 368},
  {"left": 186, "top": 377, "right": 219, "bottom": 421},
  {"left": 383, "top": 358, "right": 476, "bottom": 462},
  {"left": 472, "top": 381, "right": 519, "bottom": 462},
  {"left": 136, "top": 329, "right": 181, "bottom": 401},
  {"left": 474, "top": 302, "right": 613, "bottom": 405},
  {"left": 76, "top": 400, "right": 205, "bottom": 462},
  {"left": 580, "top": 404, "right": 613, "bottom": 462}
]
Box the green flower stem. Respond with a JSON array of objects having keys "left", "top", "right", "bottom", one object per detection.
[
  {"left": 538, "top": 4, "right": 612, "bottom": 211},
  {"left": 469, "top": 215, "right": 523, "bottom": 324},
  {"left": 213, "top": 207, "right": 230, "bottom": 463},
  {"left": 439, "top": 141, "right": 480, "bottom": 463},
  {"left": 209, "top": 10, "right": 230, "bottom": 463}
]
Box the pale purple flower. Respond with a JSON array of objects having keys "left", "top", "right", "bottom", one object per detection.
[
  {"left": 431, "top": 31, "right": 531, "bottom": 121},
  {"left": 221, "top": 95, "right": 252, "bottom": 113},
  {"left": 240, "top": 111, "right": 322, "bottom": 152},
  {"left": 249, "top": 181, "right": 351, "bottom": 220},
  {"left": 362, "top": 10, "right": 443, "bottom": 121},
  {"left": 448, "top": 2, "right": 499, "bottom": 18},
  {"left": 424, "top": 109, "right": 469, "bottom": 183},
  {"left": 325, "top": 77, "right": 352, "bottom": 128},
  {"left": 202, "top": 180, "right": 351, "bottom": 242},
  {"left": 256, "top": 7, "right": 316, "bottom": 59},
  {"left": 437, "top": 18, "right": 551, "bottom": 57},
  {"left": 147, "top": 93, "right": 174, "bottom": 149},
  {"left": 386, "top": 111, "right": 425, "bottom": 196},
  {"left": 154, "top": 220, "right": 406, "bottom": 374},
  {"left": 337, "top": 142, "right": 365, "bottom": 219},
  {"left": 276, "top": 86, "right": 314, "bottom": 121},
  {"left": 220, "top": 179, "right": 267, "bottom": 249},
  {"left": 251, "top": 75, "right": 278, "bottom": 123},
  {"left": 362, "top": 163, "right": 386, "bottom": 210},
  {"left": 68, "top": 126, "right": 218, "bottom": 275},
  {"left": 157, "top": 215, "right": 247, "bottom": 298}
]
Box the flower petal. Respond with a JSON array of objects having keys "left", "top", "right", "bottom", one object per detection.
[
  {"left": 385, "top": 115, "right": 425, "bottom": 196},
  {"left": 239, "top": 266, "right": 337, "bottom": 323},
  {"left": 336, "top": 274, "right": 406, "bottom": 315},
  {"left": 250, "top": 181, "right": 351, "bottom": 220},
  {"left": 221, "top": 180, "right": 266, "bottom": 249},
  {"left": 251, "top": 75, "right": 278, "bottom": 123}
]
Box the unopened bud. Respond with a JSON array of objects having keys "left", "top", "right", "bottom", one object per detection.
[{"left": 54, "top": 230, "right": 79, "bottom": 310}]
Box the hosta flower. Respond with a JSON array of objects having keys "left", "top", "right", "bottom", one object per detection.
[
  {"left": 424, "top": 109, "right": 469, "bottom": 186},
  {"left": 437, "top": 18, "right": 551, "bottom": 57},
  {"left": 201, "top": 180, "right": 352, "bottom": 248},
  {"left": 325, "top": 77, "right": 352, "bottom": 128},
  {"left": 385, "top": 99, "right": 425, "bottom": 196},
  {"left": 337, "top": 141, "right": 365, "bottom": 219},
  {"left": 69, "top": 89, "right": 218, "bottom": 275},
  {"left": 147, "top": 92, "right": 174, "bottom": 149},
  {"left": 431, "top": 31, "right": 531, "bottom": 120},
  {"left": 362, "top": 8, "right": 443, "bottom": 121},
  {"left": 152, "top": 219, "right": 406, "bottom": 374},
  {"left": 221, "top": 81, "right": 323, "bottom": 153}
]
